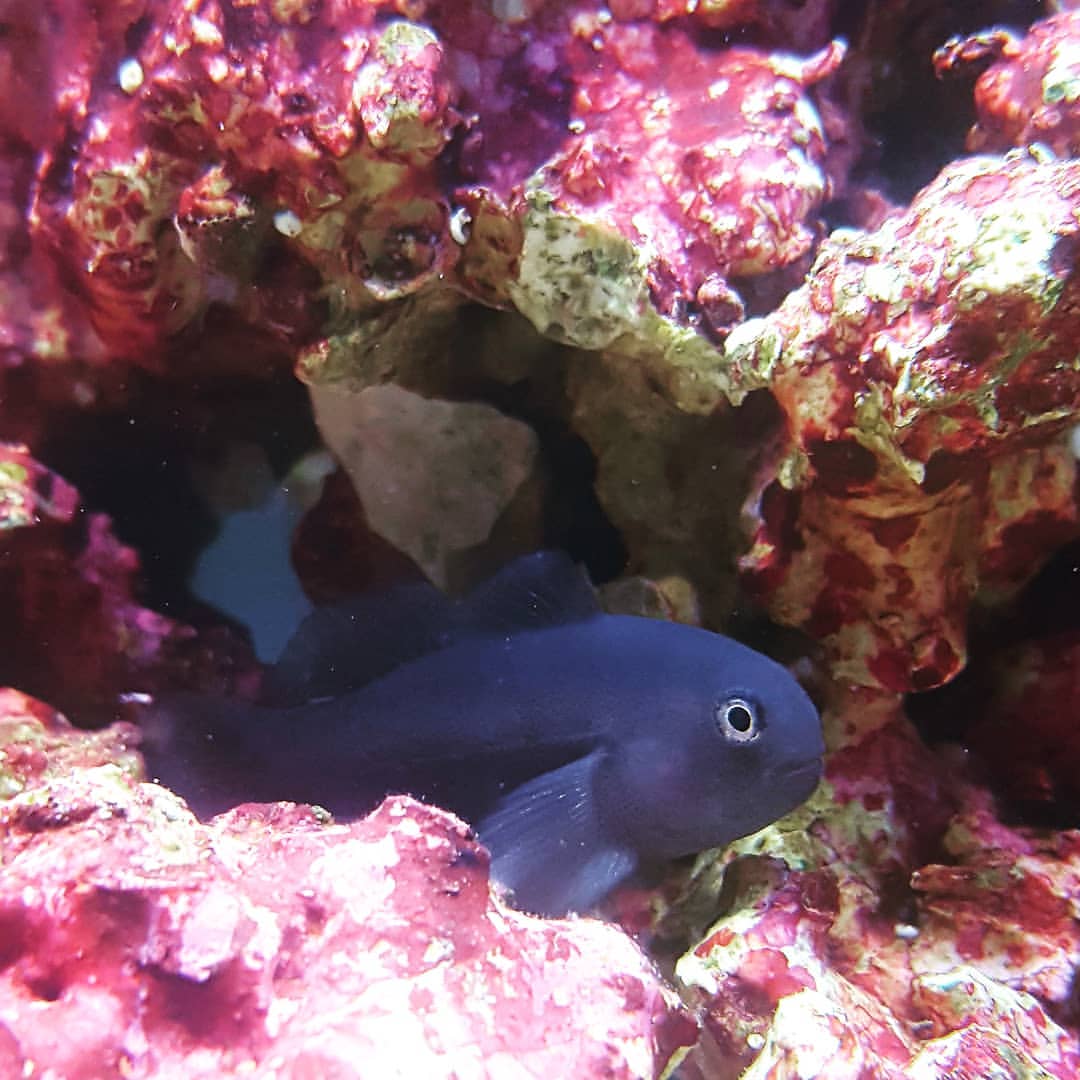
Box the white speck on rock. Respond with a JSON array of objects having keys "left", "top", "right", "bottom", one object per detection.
[
  {"left": 273, "top": 210, "right": 303, "bottom": 238},
  {"left": 117, "top": 59, "right": 144, "bottom": 94}
]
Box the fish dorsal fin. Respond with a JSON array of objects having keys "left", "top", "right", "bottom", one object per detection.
[
  {"left": 456, "top": 550, "right": 600, "bottom": 637},
  {"left": 262, "top": 551, "right": 598, "bottom": 706},
  {"left": 261, "top": 580, "right": 457, "bottom": 706},
  {"left": 477, "top": 751, "right": 637, "bottom": 916}
]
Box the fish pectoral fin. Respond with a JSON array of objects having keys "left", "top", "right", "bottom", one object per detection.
[{"left": 476, "top": 752, "right": 636, "bottom": 917}]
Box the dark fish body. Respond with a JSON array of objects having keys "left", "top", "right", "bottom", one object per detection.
[{"left": 142, "top": 553, "right": 823, "bottom": 915}]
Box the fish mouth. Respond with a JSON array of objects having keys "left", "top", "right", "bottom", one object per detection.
[{"left": 775, "top": 757, "right": 824, "bottom": 797}]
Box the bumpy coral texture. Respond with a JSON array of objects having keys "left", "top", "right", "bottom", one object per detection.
[
  {"left": 736, "top": 150, "right": 1080, "bottom": 690},
  {"left": 936, "top": 10, "right": 1080, "bottom": 158},
  {"left": 0, "top": 691, "right": 694, "bottom": 1078},
  {"left": 14, "top": 0, "right": 847, "bottom": 402},
  {"left": 4, "top": 3, "right": 1080, "bottom": 1079}
]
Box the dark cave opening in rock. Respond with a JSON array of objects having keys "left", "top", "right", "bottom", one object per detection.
[
  {"left": 907, "top": 536, "right": 1080, "bottom": 831},
  {"left": 26, "top": 325, "right": 633, "bottom": 671},
  {"left": 33, "top": 369, "right": 322, "bottom": 625}
]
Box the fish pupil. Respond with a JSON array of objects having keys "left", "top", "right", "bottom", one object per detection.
[
  {"left": 727, "top": 703, "right": 753, "bottom": 732},
  {"left": 717, "top": 697, "right": 759, "bottom": 741}
]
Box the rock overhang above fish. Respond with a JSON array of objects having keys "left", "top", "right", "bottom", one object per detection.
[{"left": 139, "top": 552, "right": 824, "bottom": 916}]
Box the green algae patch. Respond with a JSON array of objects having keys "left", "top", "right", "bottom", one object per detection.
[
  {"left": 0, "top": 460, "right": 33, "bottom": 530},
  {"left": 0, "top": 692, "right": 144, "bottom": 801},
  {"left": 507, "top": 195, "right": 749, "bottom": 415}
]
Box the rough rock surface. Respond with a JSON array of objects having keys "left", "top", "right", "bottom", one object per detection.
[
  {"left": 0, "top": 442, "right": 255, "bottom": 717},
  {"left": 4, "top": 3, "right": 1080, "bottom": 1078},
  {"left": 0, "top": 690, "right": 694, "bottom": 1078},
  {"left": 673, "top": 690, "right": 1080, "bottom": 1079},
  {"left": 311, "top": 383, "right": 542, "bottom": 589},
  {"left": 936, "top": 10, "right": 1080, "bottom": 158},
  {"left": 734, "top": 150, "right": 1080, "bottom": 689}
]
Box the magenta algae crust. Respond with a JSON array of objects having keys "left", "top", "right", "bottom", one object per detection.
[
  {"left": 937, "top": 9, "right": 1080, "bottom": 159},
  {"left": 0, "top": 690, "right": 695, "bottom": 1077},
  {"left": 4, "top": 3, "right": 1080, "bottom": 1078},
  {"left": 736, "top": 150, "right": 1080, "bottom": 691}
]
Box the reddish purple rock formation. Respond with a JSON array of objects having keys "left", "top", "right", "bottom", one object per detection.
[
  {"left": 0, "top": 689, "right": 695, "bottom": 1077},
  {"left": 8, "top": 0, "right": 848, "bottom": 368},
  {"left": 0, "top": 443, "right": 254, "bottom": 717},
  {"left": 736, "top": 150, "right": 1080, "bottom": 690},
  {"left": 4, "top": 3, "right": 1080, "bottom": 1076},
  {"left": 937, "top": 10, "right": 1080, "bottom": 158}
]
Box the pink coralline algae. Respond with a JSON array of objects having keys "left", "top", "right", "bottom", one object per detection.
[
  {"left": 0, "top": 443, "right": 251, "bottom": 717},
  {"left": 734, "top": 149, "right": 1080, "bottom": 690},
  {"left": 11, "top": 0, "right": 848, "bottom": 388},
  {"left": 936, "top": 10, "right": 1080, "bottom": 158},
  {"left": 6, "top": 2, "right": 1080, "bottom": 1078},
  {"left": 911, "top": 785, "right": 1080, "bottom": 1014},
  {"left": 28, "top": 0, "right": 435, "bottom": 361},
  {"left": 0, "top": 690, "right": 695, "bottom": 1078},
  {"left": 676, "top": 691, "right": 1080, "bottom": 1079},
  {"left": 506, "top": 25, "right": 844, "bottom": 335}
]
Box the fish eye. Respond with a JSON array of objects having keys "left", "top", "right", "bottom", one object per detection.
[{"left": 716, "top": 697, "right": 760, "bottom": 742}]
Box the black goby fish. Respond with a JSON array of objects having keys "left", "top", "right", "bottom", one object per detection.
[{"left": 140, "top": 552, "right": 824, "bottom": 916}]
